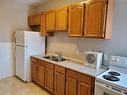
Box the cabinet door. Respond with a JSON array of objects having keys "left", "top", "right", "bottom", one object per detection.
[
  {"left": 40, "top": 13, "right": 53, "bottom": 36},
  {"left": 77, "top": 82, "right": 91, "bottom": 95},
  {"left": 56, "top": 7, "right": 68, "bottom": 31},
  {"left": 68, "top": 3, "right": 84, "bottom": 37},
  {"left": 54, "top": 72, "right": 65, "bottom": 95},
  {"left": 84, "top": 0, "right": 108, "bottom": 38},
  {"left": 38, "top": 65, "right": 45, "bottom": 87},
  {"left": 66, "top": 77, "right": 77, "bottom": 95},
  {"left": 31, "top": 63, "right": 38, "bottom": 83},
  {"left": 40, "top": 13, "right": 46, "bottom": 36},
  {"left": 45, "top": 68, "right": 54, "bottom": 92},
  {"left": 34, "top": 14, "right": 41, "bottom": 26},
  {"left": 45, "top": 10, "right": 56, "bottom": 32},
  {"left": 28, "top": 15, "right": 34, "bottom": 26}
]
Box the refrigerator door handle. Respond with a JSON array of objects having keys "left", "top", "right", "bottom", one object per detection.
[{"left": 16, "top": 45, "right": 27, "bottom": 47}]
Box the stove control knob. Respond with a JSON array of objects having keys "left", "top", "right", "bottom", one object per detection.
[
  {"left": 116, "top": 58, "right": 120, "bottom": 62},
  {"left": 111, "top": 57, "right": 120, "bottom": 62}
]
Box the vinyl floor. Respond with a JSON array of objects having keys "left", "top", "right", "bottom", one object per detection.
[{"left": 0, "top": 77, "right": 50, "bottom": 95}]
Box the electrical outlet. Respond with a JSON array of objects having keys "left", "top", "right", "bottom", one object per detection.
[{"left": 76, "top": 50, "right": 80, "bottom": 55}]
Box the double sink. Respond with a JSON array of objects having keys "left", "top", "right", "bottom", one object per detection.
[{"left": 43, "top": 55, "right": 68, "bottom": 62}]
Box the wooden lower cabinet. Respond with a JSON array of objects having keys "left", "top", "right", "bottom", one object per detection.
[
  {"left": 31, "top": 58, "right": 95, "bottom": 95},
  {"left": 66, "top": 79, "right": 92, "bottom": 95},
  {"left": 54, "top": 72, "right": 65, "bottom": 95},
  {"left": 37, "top": 65, "right": 45, "bottom": 87},
  {"left": 77, "top": 82, "right": 91, "bottom": 95},
  {"left": 66, "top": 69, "right": 94, "bottom": 95},
  {"left": 44, "top": 68, "right": 54, "bottom": 92},
  {"left": 66, "top": 77, "right": 77, "bottom": 95},
  {"left": 31, "top": 63, "right": 38, "bottom": 83}
]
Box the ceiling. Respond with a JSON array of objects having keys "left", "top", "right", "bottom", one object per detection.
[{"left": 12, "top": 0, "right": 51, "bottom": 6}]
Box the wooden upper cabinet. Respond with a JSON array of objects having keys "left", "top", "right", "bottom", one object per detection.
[
  {"left": 34, "top": 14, "right": 41, "bottom": 26},
  {"left": 40, "top": 13, "right": 46, "bottom": 36},
  {"left": 84, "top": 0, "right": 108, "bottom": 38},
  {"left": 28, "top": 15, "right": 34, "bottom": 26},
  {"left": 84, "top": 0, "right": 114, "bottom": 39},
  {"left": 68, "top": 3, "right": 84, "bottom": 37},
  {"left": 45, "top": 10, "right": 56, "bottom": 32},
  {"left": 56, "top": 7, "right": 68, "bottom": 31},
  {"left": 28, "top": 14, "right": 41, "bottom": 26},
  {"left": 40, "top": 13, "right": 54, "bottom": 36}
]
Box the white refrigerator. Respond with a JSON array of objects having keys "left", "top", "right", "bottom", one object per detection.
[{"left": 15, "top": 30, "right": 45, "bottom": 82}]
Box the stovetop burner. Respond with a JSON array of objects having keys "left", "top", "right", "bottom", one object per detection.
[
  {"left": 108, "top": 71, "right": 121, "bottom": 76},
  {"left": 103, "top": 75, "right": 120, "bottom": 81}
]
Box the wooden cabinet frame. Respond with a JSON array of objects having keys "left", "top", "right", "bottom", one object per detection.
[
  {"left": 28, "top": 0, "right": 114, "bottom": 39},
  {"left": 68, "top": 3, "right": 84, "bottom": 37},
  {"left": 54, "top": 65, "right": 66, "bottom": 95},
  {"left": 45, "top": 10, "right": 56, "bottom": 32},
  {"left": 84, "top": 0, "right": 108, "bottom": 38},
  {"left": 56, "top": 7, "right": 68, "bottom": 31},
  {"left": 40, "top": 13, "right": 53, "bottom": 36},
  {"left": 44, "top": 68, "right": 54, "bottom": 92},
  {"left": 31, "top": 57, "right": 95, "bottom": 95},
  {"left": 68, "top": 0, "right": 114, "bottom": 39},
  {"left": 66, "top": 69, "right": 95, "bottom": 95},
  {"left": 28, "top": 14, "right": 41, "bottom": 26}
]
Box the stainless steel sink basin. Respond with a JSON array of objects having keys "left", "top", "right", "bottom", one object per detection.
[
  {"left": 51, "top": 57, "right": 67, "bottom": 62},
  {"left": 43, "top": 56, "right": 57, "bottom": 59},
  {"left": 43, "top": 55, "right": 68, "bottom": 62}
]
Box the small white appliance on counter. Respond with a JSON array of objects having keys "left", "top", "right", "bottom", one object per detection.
[
  {"left": 95, "top": 56, "right": 127, "bottom": 95},
  {"left": 15, "top": 30, "right": 45, "bottom": 82},
  {"left": 84, "top": 51, "right": 103, "bottom": 69}
]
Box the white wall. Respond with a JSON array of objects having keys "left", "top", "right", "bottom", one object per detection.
[
  {"left": 0, "top": 43, "right": 14, "bottom": 79},
  {"left": 36, "top": 0, "right": 127, "bottom": 61},
  {"left": 0, "top": 0, "right": 29, "bottom": 42},
  {"left": 0, "top": 0, "right": 30, "bottom": 79}
]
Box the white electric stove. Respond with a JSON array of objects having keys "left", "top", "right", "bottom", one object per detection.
[{"left": 95, "top": 56, "right": 127, "bottom": 95}]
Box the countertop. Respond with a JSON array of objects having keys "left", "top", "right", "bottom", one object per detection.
[{"left": 32, "top": 54, "right": 107, "bottom": 77}]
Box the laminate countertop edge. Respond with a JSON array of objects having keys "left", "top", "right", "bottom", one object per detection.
[{"left": 31, "top": 54, "right": 107, "bottom": 77}]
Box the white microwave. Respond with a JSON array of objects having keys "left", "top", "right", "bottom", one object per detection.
[{"left": 84, "top": 51, "right": 103, "bottom": 69}]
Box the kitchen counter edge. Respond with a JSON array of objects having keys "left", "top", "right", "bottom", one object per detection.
[{"left": 31, "top": 54, "right": 107, "bottom": 77}]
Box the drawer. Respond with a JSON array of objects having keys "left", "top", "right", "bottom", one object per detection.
[
  {"left": 66, "top": 69, "right": 79, "bottom": 79},
  {"left": 38, "top": 60, "right": 54, "bottom": 70},
  {"left": 55, "top": 65, "right": 65, "bottom": 75},
  {"left": 44, "top": 61, "right": 54, "bottom": 70},
  {"left": 66, "top": 69, "right": 93, "bottom": 85},
  {"left": 78, "top": 72, "right": 93, "bottom": 85},
  {"left": 31, "top": 57, "right": 37, "bottom": 63}
]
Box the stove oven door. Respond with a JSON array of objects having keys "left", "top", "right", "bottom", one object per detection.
[{"left": 95, "top": 82, "right": 125, "bottom": 95}]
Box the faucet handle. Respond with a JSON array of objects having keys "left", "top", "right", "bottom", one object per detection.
[{"left": 55, "top": 51, "right": 63, "bottom": 57}]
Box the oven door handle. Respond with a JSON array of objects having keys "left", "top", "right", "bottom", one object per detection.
[{"left": 95, "top": 82, "right": 125, "bottom": 95}]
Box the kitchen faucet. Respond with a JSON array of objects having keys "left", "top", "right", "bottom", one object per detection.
[{"left": 55, "top": 51, "right": 63, "bottom": 59}]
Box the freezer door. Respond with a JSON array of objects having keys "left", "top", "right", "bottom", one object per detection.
[
  {"left": 26, "top": 31, "right": 45, "bottom": 54},
  {"left": 16, "top": 46, "right": 27, "bottom": 81},
  {"left": 15, "top": 31, "right": 26, "bottom": 46}
]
